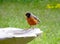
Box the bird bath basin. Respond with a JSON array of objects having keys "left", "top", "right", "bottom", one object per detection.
[{"left": 0, "top": 27, "right": 43, "bottom": 44}]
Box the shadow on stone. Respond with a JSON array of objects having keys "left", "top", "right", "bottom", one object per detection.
[{"left": 0, "top": 37, "right": 35, "bottom": 44}]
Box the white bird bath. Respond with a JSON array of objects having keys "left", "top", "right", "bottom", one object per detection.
[{"left": 0, "top": 27, "right": 43, "bottom": 44}]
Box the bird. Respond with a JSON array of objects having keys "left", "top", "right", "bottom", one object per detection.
[{"left": 25, "top": 12, "right": 40, "bottom": 29}]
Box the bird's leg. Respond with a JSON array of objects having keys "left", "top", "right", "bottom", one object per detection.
[
  {"left": 29, "top": 25, "right": 32, "bottom": 28},
  {"left": 26, "top": 25, "right": 32, "bottom": 29},
  {"left": 30, "top": 25, "right": 35, "bottom": 29}
]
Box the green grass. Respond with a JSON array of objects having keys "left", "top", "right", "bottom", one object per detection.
[{"left": 0, "top": 0, "right": 60, "bottom": 44}]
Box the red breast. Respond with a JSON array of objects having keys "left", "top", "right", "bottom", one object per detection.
[{"left": 27, "top": 16, "right": 38, "bottom": 25}]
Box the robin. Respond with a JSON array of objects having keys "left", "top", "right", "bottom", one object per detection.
[{"left": 25, "top": 12, "right": 40, "bottom": 29}]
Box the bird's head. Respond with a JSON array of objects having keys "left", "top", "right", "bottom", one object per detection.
[{"left": 25, "top": 13, "right": 31, "bottom": 18}]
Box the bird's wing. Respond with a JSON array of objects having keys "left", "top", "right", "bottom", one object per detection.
[{"left": 32, "top": 14, "right": 40, "bottom": 23}]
